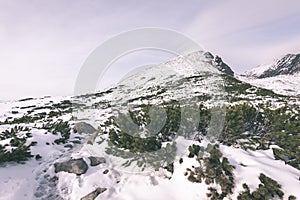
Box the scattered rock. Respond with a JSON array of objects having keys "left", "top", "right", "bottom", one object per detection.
[
  {"left": 54, "top": 158, "right": 88, "bottom": 175},
  {"left": 80, "top": 187, "right": 107, "bottom": 200},
  {"left": 34, "top": 191, "right": 43, "bottom": 198},
  {"left": 179, "top": 158, "right": 183, "bottom": 164},
  {"left": 164, "top": 162, "right": 174, "bottom": 174},
  {"left": 71, "top": 140, "right": 81, "bottom": 144},
  {"left": 74, "top": 122, "right": 97, "bottom": 134},
  {"left": 64, "top": 144, "right": 73, "bottom": 148},
  {"left": 35, "top": 154, "right": 42, "bottom": 160},
  {"left": 88, "top": 156, "right": 106, "bottom": 166}
]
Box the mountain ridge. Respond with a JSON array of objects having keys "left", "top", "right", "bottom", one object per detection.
[
  {"left": 245, "top": 53, "right": 300, "bottom": 78},
  {"left": 239, "top": 53, "right": 300, "bottom": 96}
]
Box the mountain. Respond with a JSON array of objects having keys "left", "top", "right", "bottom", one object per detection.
[
  {"left": 246, "top": 53, "right": 300, "bottom": 78},
  {"left": 202, "top": 51, "right": 235, "bottom": 76},
  {"left": 239, "top": 53, "right": 300, "bottom": 96},
  {"left": 0, "top": 51, "right": 299, "bottom": 200}
]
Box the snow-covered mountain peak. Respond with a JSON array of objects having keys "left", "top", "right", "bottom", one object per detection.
[
  {"left": 239, "top": 53, "right": 300, "bottom": 96},
  {"left": 246, "top": 53, "right": 300, "bottom": 78},
  {"left": 183, "top": 51, "right": 234, "bottom": 76},
  {"left": 98, "top": 50, "right": 229, "bottom": 108},
  {"left": 155, "top": 51, "right": 234, "bottom": 76}
]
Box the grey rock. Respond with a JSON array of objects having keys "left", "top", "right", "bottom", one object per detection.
[
  {"left": 34, "top": 191, "right": 43, "bottom": 198},
  {"left": 88, "top": 156, "right": 106, "bottom": 166},
  {"left": 87, "top": 132, "right": 98, "bottom": 145},
  {"left": 203, "top": 51, "right": 214, "bottom": 59},
  {"left": 54, "top": 158, "right": 88, "bottom": 175},
  {"left": 213, "top": 55, "right": 234, "bottom": 76},
  {"left": 74, "top": 122, "right": 97, "bottom": 134},
  {"left": 80, "top": 188, "right": 107, "bottom": 200},
  {"left": 203, "top": 51, "right": 234, "bottom": 76}
]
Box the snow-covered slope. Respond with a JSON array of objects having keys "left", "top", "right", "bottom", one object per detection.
[
  {"left": 0, "top": 51, "right": 299, "bottom": 200},
  {"left": 239, "top": 53, "right": 300, "bottom": 97},
  {"left": 238, "top": 73, "right": 300, "bottom": 96}
]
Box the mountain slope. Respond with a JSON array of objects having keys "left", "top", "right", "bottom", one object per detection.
[
  {"left": 246, "top": 53, "right": 300, "bottom": 78},
  {"left": 238, "top": 74, "right": 300, "bottom": 96},
  {"left": 239, "top": 53, "right": 300, "bottom": 96},
  {"left": 0, "top": 51, "right": 299, "bottom": 200}
]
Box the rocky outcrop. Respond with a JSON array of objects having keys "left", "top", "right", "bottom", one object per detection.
[
  {"left": 74, "top": 122, "right": 97, "bottom": 134},
  {"left": 54, "top": 158, "right": 88, "bottom": 175},
  {"left": 203, "top": 52, "right": 234, "bottom": 76},
  {"left": 213, "top": 55, "right": 234, "bottom": 76},
  {"left": 88, "top": 156, "right": 106, "bottom": 166},
  {"left": 80, "top": 188, "right": 107, "bottom": 200}
]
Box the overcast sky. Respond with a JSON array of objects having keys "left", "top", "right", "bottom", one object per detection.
[{"left": 1, "top": 0, "right": 300, "bottom": 100}]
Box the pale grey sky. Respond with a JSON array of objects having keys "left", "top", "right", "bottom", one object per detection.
[{"left": 0, "top": 0, "right": 300, "bottom": 100}]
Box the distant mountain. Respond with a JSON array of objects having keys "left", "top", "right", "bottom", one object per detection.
[
  {"left": 238, "top": 73, "right": 300, "bottom": 96},
  {"left": 239, "top": 53, "right": 300, "bottom": 96},
  {"left": 246, "top": 53, "right": 300, "bottom": 78}
]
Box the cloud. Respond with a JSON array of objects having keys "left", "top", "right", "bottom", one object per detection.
[
  {"left": 0, "top": 0, "right": 299, "bottom": 99},
  {"left": 184, "top": 0, "right": 300, "bottom": 72}
]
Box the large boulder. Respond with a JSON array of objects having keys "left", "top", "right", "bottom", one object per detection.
[
  {"left": 74, "top": 122, "right": 97, "bottom": 134},
  {"left": 88, "top": 156, "right": 106, "bottom": 166},
  {"left": 80, "top": 188, "right": 107, "bottom": 200},
  {"left": 54, "top": 158, "right": 88, "bottom": 175}
]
